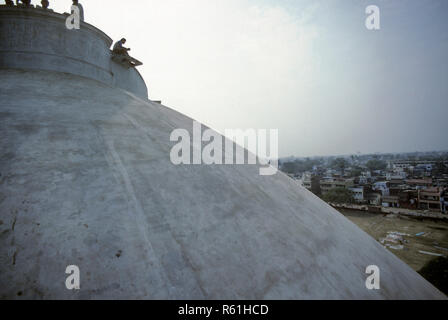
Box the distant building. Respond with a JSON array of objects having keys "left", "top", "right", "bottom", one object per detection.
[
  {"left": 386, "top": 172, "right": 407, "bottom": 180},
  {"left": 372, "top": 181, "right": 389, "bottom": 196},
  {"left": 392, "top": 160, "right": 443, "bottom": 170},
  {"left": 398, "top": 190, "right": 418, "bottom": 209},
  {"left": 358, "top": 175, "right": 368, "bottom": 185},
  {"left": 389, "top": 179, "right": 405, "bottom": 188},
  {"left": 418, "top": 187, "right": 442, "bottom": 211},
  {"left": 365, "top": 192, "right": 382, "bottom": 206},
  {"left": 415, "top": 163, "right": 433, "bottom": 172},
  {"left": 382, "top": 195, "right": 400, "bottom": 208},
  {"left": 406, "top": 178, "right": 433, "bottom": 189},
  {"left": 320, "top": 178, "right": 355, "bottom": 194},
  {"left": 392, "top": 160, "right": 448, "bottom": 178},
  {"left": 363, "top": 171, "right": 372, "bottom": 178},
  {"left": 349, "top": 186, "right": 364, "bottom": 202},
  {"left": 392, "top": 161, "right": 413, "bottom": 171},
  {"left": 302, "top": 173, "right": 321, "bottom": 195}
]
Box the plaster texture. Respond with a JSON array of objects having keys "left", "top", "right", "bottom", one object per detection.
[{"left": 0, "top": 69, "right": 445, "bottom": 299}]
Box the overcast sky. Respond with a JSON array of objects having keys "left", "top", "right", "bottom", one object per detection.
[{"left": 12, "top": 0, "right": 448, "bottom": 157}]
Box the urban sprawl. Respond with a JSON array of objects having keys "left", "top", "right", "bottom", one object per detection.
[{"left": 279, "top": 151, "right": 448, "bottom": 214}]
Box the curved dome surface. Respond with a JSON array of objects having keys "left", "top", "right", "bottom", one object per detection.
[
  {"left": 0, "top": 69, "right": 445, "bottom": 299},
  {"left": 0, "top": 4, "right": 445, "bottom": 300}
]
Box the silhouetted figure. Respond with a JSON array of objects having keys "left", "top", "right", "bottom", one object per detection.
[
  {"left": 5, "top": 0, "right": 14, "bottom": 6},
  {"left": 72, "top": 0, "right": 84, "bottom": 21},
  {"left": 113, "top": 38, "right": 131, "bottom": 56},
  {"left": 41, "top": 0, "right": 49, "bottom": 9}
]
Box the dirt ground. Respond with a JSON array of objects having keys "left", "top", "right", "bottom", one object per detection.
[{"left": 339, "top": 209, "right": 448, "bottom": 271}]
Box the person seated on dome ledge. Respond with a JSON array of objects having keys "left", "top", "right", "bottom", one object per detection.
[
  {"left": 111, "top": 38, "right": 142, "bottom": 67},
  {"left": 113, "top": 38, "right": 131, "bottom": 56},
  {"left": 5, "top": 0, "right": 14, "bottom": 6}
]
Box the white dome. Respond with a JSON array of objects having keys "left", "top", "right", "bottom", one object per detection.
[{"left": 0, "top": 5, "right": 445, "bottom": 299}]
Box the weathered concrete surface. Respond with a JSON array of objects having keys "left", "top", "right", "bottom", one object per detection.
[
  {"left": 0, "top": 6, "right": 148, "bottom": 98},
  {"left": 0, "top": 69, "right": 445, "bottom": 299}
]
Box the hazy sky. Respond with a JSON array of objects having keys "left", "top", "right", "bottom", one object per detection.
[{"left": 10, "top": 0, "right": 448, "bottom": 157}]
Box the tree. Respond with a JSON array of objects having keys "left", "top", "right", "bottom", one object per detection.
[
  {"left": 433, "top": 159, "right": 448, "bottom": 175},
  {"left": 332, "top": 158, "right": 349, "bottom": 175},
  {"left": 350, "top": 166, "right": 363, "bottom": 178},
  {"left": 418, "top": 257, "right": 448, "bottom": 295},
  {"left": 321, "top": 188, "right": 355, "bottom": 204},
  {"left": 366, "top": 159, "right": 387, "bottom": 172},
  {"left": 281, "top": 161, "right": 299, "bottom": 174},
  {"left": 280, "top": 158, "right": 323, "bottom": 175}
]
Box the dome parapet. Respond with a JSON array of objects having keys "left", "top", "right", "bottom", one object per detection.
[{"left": 0, "top": 5, "right": 148, "bottom": 99}]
